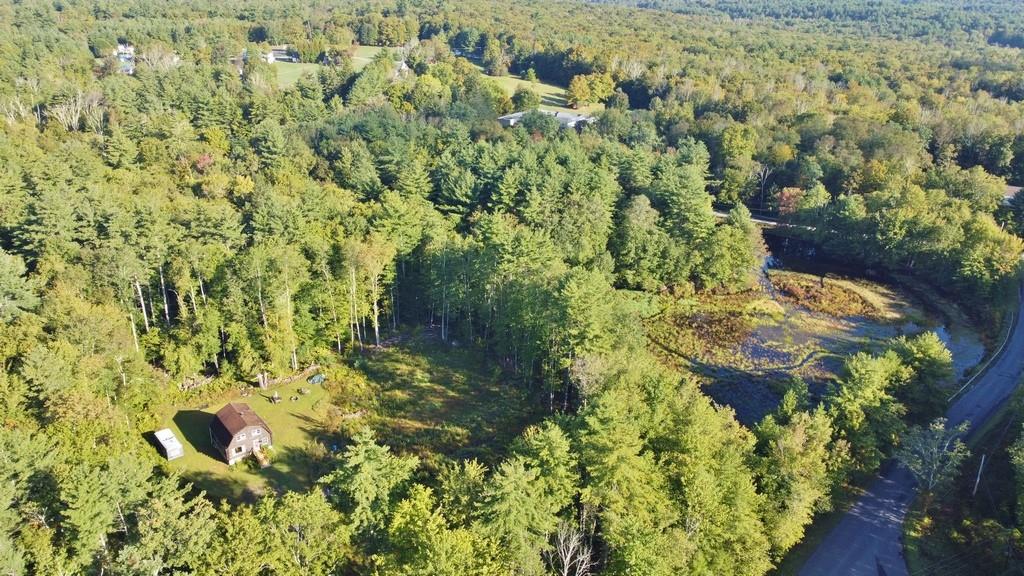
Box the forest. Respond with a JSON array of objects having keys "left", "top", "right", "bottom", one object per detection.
[{"left": 0, "top": 0, "right": 1023, "bottom": 574}]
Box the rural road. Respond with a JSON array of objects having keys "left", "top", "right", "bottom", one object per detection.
[{"left": 799, "top": 284, "right": 1024, "bottom": 576}]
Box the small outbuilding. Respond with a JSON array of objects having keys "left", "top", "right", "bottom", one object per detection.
[
  {"left": 154, "top": 428, "right": 185, "bottom": 461},
  {"left": 210, "top": 402, "right": 273, "bottom": 466}
]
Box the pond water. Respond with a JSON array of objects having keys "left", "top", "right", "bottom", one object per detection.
[
  {"left": 761, "top": 234, "right": 986, "bottom": 381},
  {"left": 927, "top": 324, "right": 986, "bottom": 380},
  {"left": 698, "top": 236, "right": 987, "bottom": 426}
]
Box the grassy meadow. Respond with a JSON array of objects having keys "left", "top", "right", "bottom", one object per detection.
[
  {"left": 271, "top": 48, "right": 604, "bottom": 117},
  {"left": 475, "top": 65, "right": 605, "bottom": 114},
  {"left": 271, "top": 47, "right": 400, "bottom": 88},
  {"left": 163, "top": 377, "right": 332, "bottom": 501},
  {"left": 162, "top": 331, "right": 539, "bottom": 502},
  {"left": 272, "top": 62, "right": 321, "bottom": 88}
]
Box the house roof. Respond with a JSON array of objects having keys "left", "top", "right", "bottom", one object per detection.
[
  {"left": 154, "top": 428, "right": 183, "bottom": 453},
  {"left": 210, "top": 402, "right": 271, "bottom": 446},
  {"left": 498, "top": 109, "right": 595, "bottom": 128}
]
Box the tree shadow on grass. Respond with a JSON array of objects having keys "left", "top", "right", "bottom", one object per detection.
[
  {"left": 259, "top": 445, "right": 333, "bottom": 495},
  {"left": 182, "top": 470, "right": 260, "bottom": 504},
  {"left": 540, "top": 93, "right": 569, "bottom": 108},
  {"left": 173, "top": 409, "right": 220, "bottom": 460}
]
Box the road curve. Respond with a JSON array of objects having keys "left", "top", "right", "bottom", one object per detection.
[{"left": 799, "top": 284, "right": 1024, "bottom": 576}]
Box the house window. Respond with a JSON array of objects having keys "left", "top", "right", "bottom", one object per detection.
[
  {"left": 234, "top": 446, "right": 243, "bottom": 454},
  {"left": 252, "top": 429, "right": 261, "bottom": 436},
  {"left": 236, "top": 433, "right": 246, "bottom": 441}
]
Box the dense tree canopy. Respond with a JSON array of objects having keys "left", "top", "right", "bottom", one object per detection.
[{"left": 0, "top": 0, "right": 1019, "bottom": 574}]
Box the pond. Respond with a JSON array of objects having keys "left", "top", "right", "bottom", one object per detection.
[
  {"left": 688, "top": 235, "right": 987, "bottom": 426},
  {"left": 762, "top": 234, "right": 986, "bottom": 379}
]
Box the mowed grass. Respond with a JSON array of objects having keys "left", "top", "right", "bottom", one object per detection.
[
  {"left": 160, "top": 333, "right": 540, "bottom": 501},
  {"left": 272, "top": 48, "right": 603, "bottom": 116},
  {"left": 272, "top": 62, "right": 321, "bottom": 88},
  {"left": 164, "top": 378, "right": 332, "bottom": 502},
  {"left": 351, "top": 45, "right": 399, "bottom": 71},
  {"left": 471, "top": 64, "right": 604, "bottom": 115},
  {"left": 273, "top": 46, "right": 399, "bottom": 88}
]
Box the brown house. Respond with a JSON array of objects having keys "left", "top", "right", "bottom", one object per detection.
[{"left": 210, "top": 403, "right": 273, "bottom": 465}]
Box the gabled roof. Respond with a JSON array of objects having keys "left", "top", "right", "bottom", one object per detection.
[{"left": 210, "top": 402, "right": 271, "bottom": 446}]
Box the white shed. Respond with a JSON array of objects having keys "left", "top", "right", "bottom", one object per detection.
[{"left": 154, "top": 428, "right": 185, "bottom": 460}]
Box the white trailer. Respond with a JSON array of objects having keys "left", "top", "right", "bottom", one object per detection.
[{"left": 154, "top": 428, "right": 185, "bottom": 460}]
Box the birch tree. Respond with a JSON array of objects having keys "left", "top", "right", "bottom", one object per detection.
[{"left": 896, "top": 418, "right": 970, "bottom": 495}]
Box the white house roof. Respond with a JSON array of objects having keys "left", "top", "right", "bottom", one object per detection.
[
  {"left": 154, "top": 428, "right": 183, "bottom": 452},
  {"left": 498, "top": 109, "right": 595, "bottom": 128}
]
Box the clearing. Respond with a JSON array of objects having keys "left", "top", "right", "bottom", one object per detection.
[
  {"left": 272, "top": 46, "right": 401, "bottom": 88},
  {"left": 161, "top": 331, "right": 539, "bottom": 502},
  {"left": 165, "top": 377, "right": 332, "bottom": 502},
  {"left": 472, "top": 64, "right": 605, "bottom": 115},
  {"left": 351, "top": 45, "right": 400, "bottom": 71},
  {"left": 272, "top": 62, "right": 320, "bottom": 88},
  {"left": 272, "top": 48, "right": 603, "bottom": 116},
  {"left": 353, "top": 333, "right": 541, "bottom": 471}
]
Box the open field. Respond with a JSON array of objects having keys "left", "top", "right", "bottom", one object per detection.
[
  {"left": 272, "top": 46, "right": 400, "bottom": 88},
  {"left": 648, "top": 269, "right": 985, "bottom": 426},
  {"left": 272, "top": 62, "right": 320, "bottom": 88},
  {"left": 356, "top": 333, "right": 541, "bottom": 471},
  {"left": 272, "top": 49, "right": 604, "bottom": 117},
  {"left": 351, "top": 45, "right": 399, "bottom": 71},
  {"left": 471, "top": 64, "right": 604, "bottom": 115},
  {"left": 161, "top": 332, "right": 538, "bottom": 501}
]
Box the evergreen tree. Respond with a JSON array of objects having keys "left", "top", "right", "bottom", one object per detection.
[{"left": 320, "top": 428, "right": 419, "bottom": 537}]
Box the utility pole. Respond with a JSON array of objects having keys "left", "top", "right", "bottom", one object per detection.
[{"left": 972, "top": 453, "right": 986, "bottom": 497}]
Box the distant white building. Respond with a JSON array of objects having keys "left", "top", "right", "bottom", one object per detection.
[
  {"left": 498, "top": 109, "right": 596, "bottom": 130},
  {"left": 153, "top": 428, "right": 184, "bottom": 460},
  {"left": 113, "top": 43, "right": 135, "bottom": 74},
  {"left": 265, "top": 45, "right": 298, "bottom": 64}
]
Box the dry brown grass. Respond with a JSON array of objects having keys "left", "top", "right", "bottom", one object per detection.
[{"left": 769, "top": 272, "right": 881, "bottom": 318}]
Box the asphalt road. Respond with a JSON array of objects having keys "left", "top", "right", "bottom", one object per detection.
[{"left": 799, "top": 284, "right": 1024, "bottom": 576}]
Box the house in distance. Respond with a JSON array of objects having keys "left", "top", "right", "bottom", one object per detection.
[
  {"left": 498, "top": 109, "right": 595, "bottom": 130},
  {"left": 209, "top": 402, "right": 273, "bottom": 466}
]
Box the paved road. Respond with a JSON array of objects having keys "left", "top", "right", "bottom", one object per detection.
[{"left": 799, "top": 284, "right": 1024, "bottom": 576}]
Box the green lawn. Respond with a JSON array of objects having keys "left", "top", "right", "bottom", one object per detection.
[
  {"left": 164, "top": 378, "right": 332, "bottom": 502},
  {"left": 272, "top": 46, "right": 400, "bottom": 87},
  {"left": 272, "top": 62, "right": 320, "bottom": 88},
  {"left": 161, "top": 333, "right": 540, "bottom": 502},
  {"left": 351, "top": 45, "right": 399, "bottom": 71},
  {"left": 476, "top": 66, "right": 604, "bottom": 115},
  {"left": 272, "top": 49, "right": 603, "bottom": 116}
]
